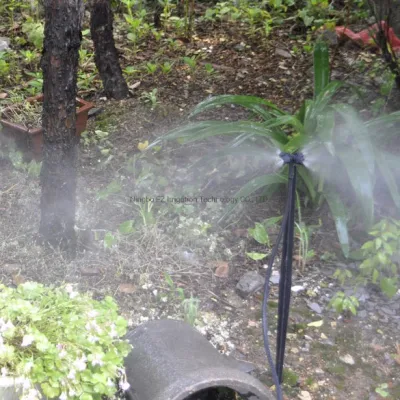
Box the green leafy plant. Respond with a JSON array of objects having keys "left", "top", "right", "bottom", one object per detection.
[
  {"left": 246, "top": 216, "right": 281, "bottom": 261},
  {"left": 163, "top": 274, "right": 200, "bottom": 326},
  {"left": 359, "top": 219, "right": 400, "bottom": 298},
  {"left": 145, "top": 62, "right": 158, "bottom": 74},
  {"left": 123, "top": 66, "right": 139, "bottom": 76},
  {"left": 160, "top": 61, "right": 173, "bottom": 75},
  {"left": 0, "top": 51, "right": 10, "bottom": 78},
  {"left": 332, "top": 268, "right": 353, "bottom": 286},
  {"left": 0, "top": 282, "right": 132, "bottom": 400},
  {"left": 328, "top": 291, "right": 360, "bottom": 315},
  {"left": 152, "top": 40, "right": 400, "bottom": 257},
  {"left": 96, "top": 180, "right": 122, "bottom": 201},
  {"left": 140, "top": 89, "right": 160, "bottom": 110},
  {"left": 21, "top": 18, "right": 44, "bottom": 49},
  {"left": 81, "top": 129, "right": 113, "bottom": 157},
  {"left": 375, "top": 383, "right": 390, "bottom": 398},
  {"left": 204, "top": 63, "right": 215, "bottom": 75},
  {"left": 295, "top": 221, "right": 318, "bottom": 270},
  {"left": 24, "top": 71, "right": 43, "bottom": 96},
  {"left": 137, "top": 200, "right": 156, "bottom": 226},
  {"left": 19, "top": 49, "right": 38, "bottom": 66},
  {"left": 182, "top": 55, "right": 197, "bottom": 74},
  {"left": 6, "top": 149, "right": 42, "bottom": 177},
  {"left": 122, "top": 0, "right": 150, "bottom": 54},
  {"left": 182, "top": 295, "right": 200, "bottom": 326},
  {"left": 164, "top": 273, "right": 185, "bottom": 302}
]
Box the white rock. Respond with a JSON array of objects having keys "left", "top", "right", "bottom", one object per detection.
[
  {"left": 298, "top": 390, "right": 312, "bottom": 400},
  {"left": 339, "top": 354, "right": 355, "bottom": 365}
]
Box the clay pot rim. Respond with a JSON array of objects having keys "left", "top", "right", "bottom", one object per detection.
[{"left": 0, "top": 94, "right": 94, "bottom": 137}]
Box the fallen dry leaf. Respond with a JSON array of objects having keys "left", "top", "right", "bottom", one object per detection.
[
  {"left": 0, "top": 93, "right": 8, "bottom": 99},
  {"left": 12, "top": 273, "right": 26, "bottom": 286},
  {"left": 370, "top": 343, "right": 385, "bottom": 352},
  {"left": 394, "top": 343, "right": 400, "bottom": 365},
  {"left": 118, "top": 283, "right": 136, "bottom": 293},
  {"left": 213, "top": 261, "right": 230, "bottom": 278},
  {"left": 307, "top": 319, "right": 324, "bottom": 327},
  {"left": 233, "top": 228, "right": 248, "bottom": 237}
]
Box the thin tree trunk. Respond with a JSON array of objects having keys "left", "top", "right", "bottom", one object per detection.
[
  {"left": 90, "top": 0, "right": 129, "bottom": 100},
  {"left": 39, "top": 0, "right": 83, "bottom": 255}
]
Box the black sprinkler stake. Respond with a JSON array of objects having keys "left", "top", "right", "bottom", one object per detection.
[{"left": 262, "top": 151, "right": 304, "bottom": 399}]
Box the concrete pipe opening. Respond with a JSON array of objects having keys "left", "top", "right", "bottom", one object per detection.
[{"left": 124, "top": 320, "right": 275, "bottom": 400}]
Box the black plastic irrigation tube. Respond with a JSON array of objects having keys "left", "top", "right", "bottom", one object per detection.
[{"left": 262, "top": 152, "right": 304, "bottom": 400}]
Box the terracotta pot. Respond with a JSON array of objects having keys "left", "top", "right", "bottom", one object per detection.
[{"left": 0, "top": 94, "right": 94, "bottom": 160}]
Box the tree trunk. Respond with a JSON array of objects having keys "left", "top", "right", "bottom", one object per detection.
[
  {"left": 90, "top": 0, "right": 129, "bottom": 100},
  {"left": 39, "top": 0, "right": 83, "bottom": 255}
]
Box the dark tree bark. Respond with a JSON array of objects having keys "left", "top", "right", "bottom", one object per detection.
[
  {"left": 39, "top": 0, "right": 83, "bottom": 255},
  {"left": 90, "top": 0, "right": 129, "bottom": 100}
]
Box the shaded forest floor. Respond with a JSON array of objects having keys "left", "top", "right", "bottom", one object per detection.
[{"left": 1, "top": 21, "right": 400, "bottom": 400}]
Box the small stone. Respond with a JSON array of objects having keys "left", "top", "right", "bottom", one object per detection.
[
  {"left": 315, "top": 368, "right": 324, "bottom": 374},
  {"left": 179, "top": 251, "right": 199, "bottom": 266},
  {"left": 236, "top": 271, "right": 264, "bottom": 298},
  {"left": 381, "top": 306, "right": 395, "bottom": 316},
  {"left": 291, "top": 285, "right": 305, "bottom": 293},
  {"left": 0, "top": 37, "right": 10, "bottom": 51},
  {"left": 358, "top": 310, "right": 368, "bottom": 318},
  {"left": 234, "top": 42, "right": 246, "bottom": 51},
  {"left": 308, "top": 302, "right": 322, "bottom": 314},
  {"left": 88, "top": 107, "right": 104, "bottom": 118},
  {"left": 339, "top": 354, "right": 355, "bottom": 365},
  {"left": 321, "top": 339, "right": 335, "bottom": 347},
  {"left": 298, "top": 390, "right": 312, "bottom": 400},
  {"left": 275, "top": 48, "right": 292, "bottom": 58},
  {"left": 80, "top": 267, "right": 101, "bottom": 276},
  {"left": 270, "top": 271, "right": 280, "bottom": 284}
]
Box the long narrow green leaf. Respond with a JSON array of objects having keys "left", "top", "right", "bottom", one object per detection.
[
  {"left": 375, "top": 151, "right": 400, "bottom": 210},
  {"left": 324, "top": 189, "right": 350, "bottom": 257},
  {"left": 337, "top": 149, "right": 374, "bottom": 228},
  {"left": 284, "top": 133, "right": 309, "bottom": 153},
  {"left": 297, "top": 166, "right": 317, "bottom": 202},
  {"left": 313, "top": 40, "right": 330, "bottom": 98},
  {"left": 261, "top": 114, "right": 305, "bottom": 135},
  {"left": 163, "top": 121, "right": 288, "bottom": 147},
  {"left": 188, "top": 146, "right": 275, "bottom": 170},
  {"left": 303, "top": 81, "right": 343, "bottom": 135},
  {"left": 316, "top": 109, "right": 335, "bottom": 143},
  {"left": 331, "top": 103, "right": 375, "bottom": 177},
  {"left": 219, "top": 173, "right": 287, "bottom": 222},
  {"left": 189, "top": 95, "right": 287, "bottom": 119},
  {"left": 364, "top": 111, "right": 400, "bottom": 130}
]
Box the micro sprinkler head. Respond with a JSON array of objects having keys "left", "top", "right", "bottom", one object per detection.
[{"left": 279, "top": 151, "right": 305, "bottom": 165}]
